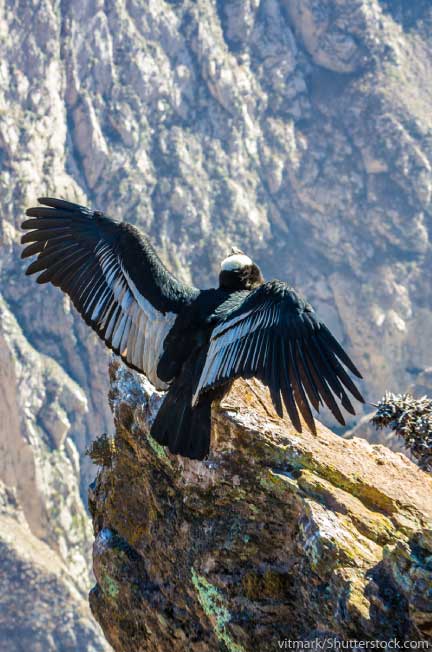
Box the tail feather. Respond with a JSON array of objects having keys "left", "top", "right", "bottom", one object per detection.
[
  {"left": 183, "top": 399, "right": 212, "bottom": 459},
  {"left": 150, "top": 379, "right": 212, "bottom": 460}
]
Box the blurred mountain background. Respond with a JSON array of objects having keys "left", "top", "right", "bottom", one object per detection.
[{"left": 1, "top": 0, "right": 432, "bottom": 649}]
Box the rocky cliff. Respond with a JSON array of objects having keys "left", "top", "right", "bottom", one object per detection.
[
  {"left": 0, "top": 479, "right": 108, "bottom": 652},
  {"left": 1, "top": 0, "right": 432, "bottom": 647},
  {"left": 89, "top": 362, "right": 432, "bottom": 650},
  {"left": 0, "top": 296, "right": 110, "bottom": 650}
]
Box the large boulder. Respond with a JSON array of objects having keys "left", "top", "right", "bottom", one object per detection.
[{"left": 89, "top": 362, "right": 432, "bottom": 650}]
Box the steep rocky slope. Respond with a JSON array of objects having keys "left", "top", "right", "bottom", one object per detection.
[
  {"left": 0, "top": 480, "right": 108, "bottom": 652},
  {"left": 1, "top": 0, "right": 432, "bottom": 646},
  {"left": 89, "top": 362, "right": 432, "bottom": 650}
]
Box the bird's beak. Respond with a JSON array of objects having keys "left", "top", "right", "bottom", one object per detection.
[{"left": 230, "top": 246, "right": 244, "bottom": 255}]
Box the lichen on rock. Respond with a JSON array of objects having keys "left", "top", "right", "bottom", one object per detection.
[{"left": 89, "top": 362, "right": 432, "bottom": 650}]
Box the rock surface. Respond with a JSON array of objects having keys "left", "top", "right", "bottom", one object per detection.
[
  {"left": 1, "top": 0, "right": 432, "bottom": 645},
  {"left": 0, "top": 296, "right": 92, "bottom": 583},
  {"left": 0, "top": 480, "right": 109, "bottom": 652},
  {"left": 89, "top": 362, "right": 432, "bottom": 650}
]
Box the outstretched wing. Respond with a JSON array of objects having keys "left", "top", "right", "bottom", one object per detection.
[
  {"left": 21, "top": 197, "right": 199, "bottom": 388},
  {"left": 193, "top": 280, "right": 364, "bottom": 434}
]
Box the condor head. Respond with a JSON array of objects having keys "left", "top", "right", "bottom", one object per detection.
[{"left": 219, "top": 247, "right": 264, "bottom": 291}]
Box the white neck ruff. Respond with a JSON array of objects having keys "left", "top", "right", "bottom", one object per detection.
[{"left": 221, "top": 254, "right": 253, "bottom": 271}]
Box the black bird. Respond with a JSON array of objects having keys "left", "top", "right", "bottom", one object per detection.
[{"left": 21, "top": 197, "right": 365, "bottom": 459}]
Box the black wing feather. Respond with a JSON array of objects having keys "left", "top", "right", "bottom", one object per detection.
[
  {"left": 287, "top": 339, "right": 316, "bottom": 434},
  {"left": 193, "top": 280, "right": 364, "bottom": 434},
  {"left": 269, "top": 335, "right": 284, "bottom": 418},
  {"left": 21, "top": 241, "right": 47, "bottom": 258},
  {"left": 308, "top": 337, "right": 356, "bottom": 415},
  {"left": 294, "top": 340, "right": 320, "bottom": 411},
  {"left": 303, "top": 347, "right": 346, "bottom": 425},
  {"left": 21, "top": 197, "right": 199, "bottom": 386},
  {"left": 279, "top": 338, "right": 302, "bottom": 430},
  {"left": 319, "top": 324, "right": 362, "bottom": 378},
  {"left": 21, "top": 227, "right": 71, "bottom": 243}
]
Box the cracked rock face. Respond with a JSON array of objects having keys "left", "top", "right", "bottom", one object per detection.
[{"left": 89, "top": 362, "right": 432, "bottom": 650}]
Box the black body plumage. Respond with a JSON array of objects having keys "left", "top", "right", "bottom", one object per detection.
[{"left": 21, "top": 198, "right": 365, "bottom": 460}]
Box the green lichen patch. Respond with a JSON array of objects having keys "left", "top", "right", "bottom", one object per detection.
[
  {"left": 147, "top": 433, "right": 170, "bottom": 462},
  {"left": 100, "top": 574, "right": 120, "bottom": 599},
  {"left": 191, "top": 569, "right": 245, "bottom": 652}
]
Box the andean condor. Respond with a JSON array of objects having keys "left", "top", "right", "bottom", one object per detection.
[{"left": 21, "top": 197, "right": 365, "bottom": 460}]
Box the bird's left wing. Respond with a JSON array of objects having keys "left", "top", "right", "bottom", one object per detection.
[
  {"left": 192, "top": 280, "right": 364, "bottom": 433},
  {"left": 21, "top": 197, "right": 199, "bottom": 388}
]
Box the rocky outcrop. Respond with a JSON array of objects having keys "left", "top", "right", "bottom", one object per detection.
[{"left": 89, "top": 362, "right": 432, "bottom": 650}]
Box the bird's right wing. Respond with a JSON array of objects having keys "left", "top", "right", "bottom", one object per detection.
[
  {"left": 193, "top": 281, "right": 364, "bottom": 433},
  {"left": 21, "top": 197, "right": 199, "bottom": 388}
]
